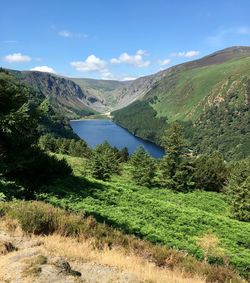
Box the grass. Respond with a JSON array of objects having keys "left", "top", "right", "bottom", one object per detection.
[
  {"left": 29, "top": 154, "right": 250, "bottom": 279},
  {"left": 0, "top": 218, "right": 205, "bottom": 283},
  {"left": 0, "top": 201, "right": 243, "bottom": 283},
  {"left": 0, "top": 153, "right": 249, "bottom": 281},
  {"left": 23, "top": 255, "right": 47, "bottom": 277},
  {"left": 152, "top": 56, "right": 250, "bottom": 122}
]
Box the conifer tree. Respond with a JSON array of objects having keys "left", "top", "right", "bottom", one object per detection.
[
  {"left": 160, "top": 122, "right": 195, "bottom": 191},
  {"left": 227, "top": 158, "right": 250, "bottom": 222},
  {"left": 90, "top": 141, "right": 120, "bottom": 180},
  {"left": 130, "top": 146, "right": 156, "bottom": 186},
  {"left": 193, "top": 152, "right": 227, "bottom": 192},
  {"left": 0, "top": 71, "right": 71, "bottom": 197}
]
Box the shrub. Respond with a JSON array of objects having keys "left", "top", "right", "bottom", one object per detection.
[
  {"left": 193, "top": 152, "right": 228, "bottom": 192},
  {"left": 7, "top": 201, "right": 59, "bottom": 234}
]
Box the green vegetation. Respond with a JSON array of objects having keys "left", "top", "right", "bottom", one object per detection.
[
  {"left": 112, "top": 100, "right": 167, "bottom": 143},
  {"left": 0, "top": 200, "right": 244, "bottom": 283},
  {"left": 31, "top": 154, "right": 249, "bottom": 279},
  {"left": 193, "top": 152, "right": 227, "bottom": 192},
  {"left": 89, "top": 141, "right": 121, "bottom": 180},
  {"left": 0, "top": 70, "right": 72, "bottom": 197},
  {"left": 226, "top": 158, "right": 250, "bottom": 222},
  {"left": 38, "top": 134, "right": 91, "bottom": 158},
  {"left": 112, "top": 54, "right": 250, "bottom": 160},
  {"left": 159, "top": 123, "right": 195, "bottom": 191},
  {"left": 130, "top": 146, "right": 156, "bottom": 186},
  {"left": 1, "top": 59, "right": 250, "bottom": 282}
]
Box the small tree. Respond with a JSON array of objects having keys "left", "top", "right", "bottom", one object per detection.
[
  {"left": 160, "top": 122, "right": 195, "bottom": 191},
  {"left": 130, "top": 146, "right": 156, "bottom": 186},
  {"left": 90, "top": 141, "right": 120, "bottom": 180},
  {"left": 193, "top": 152, "right": 227, "bottom": 192},
  {"left": 226, "top": 158, "right": 250, "bottom": 222}
]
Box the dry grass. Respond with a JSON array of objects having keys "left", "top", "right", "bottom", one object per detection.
[
  {"left": 0, "top": 201, "right": 244, "bottom": 283},
  {"left": 43, "top": 234, "right": 205, "bottom": 283}
]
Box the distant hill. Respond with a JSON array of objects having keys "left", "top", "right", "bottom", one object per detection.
[
  {"left": 9, "top": 70, "right": 135, "bottom": 116},
  {"left": 112, "top": 46, "right": 250, "bottom": 160},
  {"left": 9, "top": 70, "right": 100, "bottom": 119},
  {"left": 70, "top": 77, "right": 130, "bottom": 112}
]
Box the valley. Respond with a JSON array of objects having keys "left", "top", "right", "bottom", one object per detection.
[
  {"left": 8, "top": 46, "right": 250, "bottom": 160},
  {"left": 1, "top": 46, "right": 250, "bottom": 283},
  {"left": 1, "top": 2, "right": 250, "bottom": 283}
]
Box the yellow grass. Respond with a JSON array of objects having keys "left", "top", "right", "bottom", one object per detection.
[{"left": 43, "top": 234, "right": 205, "bottom": 283}]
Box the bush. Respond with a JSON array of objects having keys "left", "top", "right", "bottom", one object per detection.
[
  {"left": 194, "top": 152, "right": 228, "bottom": 192},
  {"left": 7, "top": 201, "right": 59, "bottom": 234}
]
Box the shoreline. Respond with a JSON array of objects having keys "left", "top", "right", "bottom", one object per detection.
[{"left": 70, "top": 117, "right": 165, "bottom": 154}]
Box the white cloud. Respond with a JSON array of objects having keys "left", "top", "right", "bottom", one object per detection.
[
  {"left": 58, "top": 30, "right": 72, "bottom": 37},
  {"left": 71, "top": 55, "right": 106, "bottom": 72},
  {"left": 100, "top": 69, "right": 114, "bottom": 80},
  {"left": 171, "top": 51, "right": 200, "bottom": 58},
  {"left": 3, "top": 40, "right": 17, "bottom": 44},
  {"left": 158, "top": 58, "right": 171, "bottom": 66},
  {"left": 30, "top": 66, "right": 56, "bottom": 74},
  {"left": 58, "top": 29, "right": 88, "bottom": 38},
  {"left": 110, "top": 50, "right": 151, "bottom": 67},
  {"left": 120, "top": 76, "right": 137, "bottom": 81},
  {"left": 4, "top": 53, "right": 31, "bottom": 63}
]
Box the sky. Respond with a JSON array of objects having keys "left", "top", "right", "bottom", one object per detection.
[{"left": 1, "top": 0, "right": 250, "bottom": 80}]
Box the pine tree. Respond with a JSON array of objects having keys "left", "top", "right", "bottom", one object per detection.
[
  {"left": 130, "top": 146, "right": 156, "bottom": 186},
  {"left": 160, "top": 122, "right": 195, "bottom": 191},
  {"left": 226, "top": 158, "right": 250, "bottom": 222},
  {"left": 0, "top": 71, "right": 72, "bottom": 197},
  {"left": 193, "top": 152, "right": 227, "bottom": 192},
  {"left": 90, "top": 141, "right": 120, "bottom": 180}
]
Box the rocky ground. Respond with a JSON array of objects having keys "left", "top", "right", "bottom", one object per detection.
[{"left": 0, "top": 223, "right": 139, "bottom": 283}]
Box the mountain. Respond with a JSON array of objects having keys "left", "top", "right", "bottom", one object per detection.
[
  {"left": 9, "top": 70, "right": 101, "bottom": 119},
  {"left": 112, "top": 46, "right": 250, "bottom": 160},
  {"left": 70, "top": 78, "right": 130, "bottom": 112},
  {"left": 6, "top": 46, "right": 250, "bottom": 159}
]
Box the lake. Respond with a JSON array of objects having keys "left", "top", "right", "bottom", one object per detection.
[{"left": 70, "top": 119, "right": 164, "bottom": 158}]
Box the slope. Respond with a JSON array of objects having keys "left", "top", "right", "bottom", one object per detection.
[
  {"left": 10, "top": 70, "right": 98, "bottom": 119},
  {"left": 112, "top": 46, "right": 250, "bottom": 159}
]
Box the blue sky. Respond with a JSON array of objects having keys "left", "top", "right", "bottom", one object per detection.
[{"left": 1, "top": 0, "right": 250, "bottom": 80}]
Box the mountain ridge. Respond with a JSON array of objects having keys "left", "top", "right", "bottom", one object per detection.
[
  {"left": 111, "top": 46, "right": 250, "bottom": 160},
  {"left": 6, "top": 46, "right": 250, "bottom": 116}
]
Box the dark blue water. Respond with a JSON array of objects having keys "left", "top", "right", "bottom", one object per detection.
[{"left": 70, "top": 119, "right": 164, "bottom": 158}]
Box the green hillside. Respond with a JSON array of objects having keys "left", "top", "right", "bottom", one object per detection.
[
  {"left": 151, "top": 56, "right": 250, "bottom": 122},
  {"left": 112, "top": 47, "right": 250, "bottom": 160},
  {"left": 38, "top": 154, "right": 250, "bottom": 278}
]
